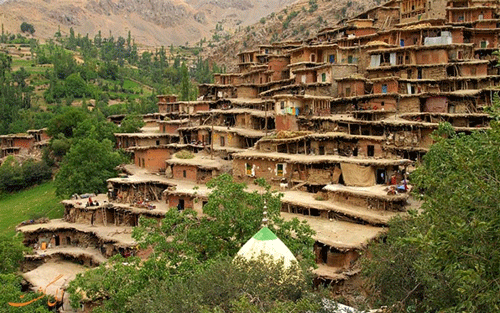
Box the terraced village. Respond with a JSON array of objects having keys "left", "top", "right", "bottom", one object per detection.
[{"left": 3, "top": 0, "right": 500, "bottom": 311}]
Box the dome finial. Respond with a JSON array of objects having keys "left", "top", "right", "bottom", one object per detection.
[{"left": 262, "top": 201, "right": 268, "bottom": 227}]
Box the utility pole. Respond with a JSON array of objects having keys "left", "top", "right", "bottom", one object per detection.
[
  {"left": 211, "top": 114, "right": 214, "bottom": 159},
  {"left": 264, "top": 102, "right": 268, "bottom": 137}
]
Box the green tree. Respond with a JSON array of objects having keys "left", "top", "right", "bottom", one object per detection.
[
  {"left": 125, "top": 257, "right": 321, "bottom": 313},
  {"left": 363, "top": 118, "right": 500, "bottom": 312},
  {"left": 0, "top": 235, "right": 50, "bottom": 313},
  {"left": 47, "top": 106, "right": 87, "bottom": 138},
  {"left": 20, "top": 22, "right": 35, "bottom": 35},
  {"left": 65, "top": 72, "right": 88, "bottom": 98},
  {"left": 54, "top": 136, "right": 126, "bottom": 197},
  {"left": 119, "top": 113, "right": 144, "bottom": 133}
]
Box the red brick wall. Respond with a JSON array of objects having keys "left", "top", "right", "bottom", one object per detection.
[
  {"left": 424, "top": 97, "right": 448, "bottom": 113},
  {"left": 358, "top": 139, "right": 383, "bottom": 157},
  {"left": 233, "top": 158, "right": 284, "bottom": 183},
  {"left": 351, "top": 28, "right": 376, "bottom": 37},
  {"left": 172, "top": 165, "right": 198, "bottom": 182},
  {"left": 237, "top": 86, "right": 259, "bottom": 98},
  {"left": 161, "top": 124, "right": 180, "bottom": 134},
  {"left": 195, "top": 103, "right": 210, "bottom": 112},
  {"left": 473, "top": 33, "right": 498, "bottom": 49},
  {"left": 135, "top": 148, "right": 171, "bottom": 172},
  {"left": 295, "top": 72, "right": 316, "bottom": 84},
  {"left": 476, "top": 21, "right": 497, "bottom": 29},
  {"left": 367, "top": 97, "right": 397, "bottom": 111},
  {"left": 168, "top": 195, "right": 194, "bottom": 210},
  {"left": 13, "top": 138, "right": 34, "bottom": 150},
  {"left": 416, "top": 49, "right": 448, "bottom": 64},
  {"left": 451, "top": 29, "right": 463, "bottom": 43},
  {"left": 460, "top": 63, "right": 488, "bottom": 77},
  {"left": 373, "top": 80, "right": 398, "bottom": 94},
  {"left": 269, "top": 58, "right": 289, "bottom": 81},
  {"left": 276, "top": 115, "right": 299, "bottom": 132}
]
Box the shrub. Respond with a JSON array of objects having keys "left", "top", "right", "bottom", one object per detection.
[{"left": 175, "top": 150, "right": 194, "bottom": 159}]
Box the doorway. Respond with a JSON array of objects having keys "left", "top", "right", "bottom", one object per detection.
[
  {"left": 178, "top": 199, "right": 185, "bottom": 211},
  {"left": 376, "top": 169, "right": 386, "bottom": 184}
]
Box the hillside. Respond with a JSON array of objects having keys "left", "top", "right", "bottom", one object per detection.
[
  {"left": 0, "top": 0, "right": 297, "bottom": 46},
  {"left": 0, "top": 182, "right": 63, "bottom": 237},
  {"left": 202, "top": 0, "right": 379, "bottom": 71}
]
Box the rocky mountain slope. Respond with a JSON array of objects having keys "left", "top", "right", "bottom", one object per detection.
[
  {"left": 202, "top": 0, "right": 380, "bottom": 71},
  {"left": 0, "top": 0, "right": 297, "bottom": 46}
]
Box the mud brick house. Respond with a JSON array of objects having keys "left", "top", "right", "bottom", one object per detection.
[
  {"left": 165, "top": 155, "right": 231, "bottom": 184},
  {"left": 0, "top": 133, "right": 36, "bottom": 157}
]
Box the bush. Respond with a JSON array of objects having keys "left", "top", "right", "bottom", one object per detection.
[
  {"left": 0, "top": 156, "right": 52, "bottom": 192},
  {"left": 175, "top": 150, "right": 194, "bottom": 159}
]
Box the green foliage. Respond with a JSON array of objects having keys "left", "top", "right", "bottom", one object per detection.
[
  {"left": 64, "top": 72, "right": 89, "bottom": 98},
  {"left": 20, "top": 22, "right": 35, "bottom": 35},
  {"left": 119, "top": 113, "right": 144, "bottom": 133},
  {"left": 0, "top": 235, "right": 50, "bottom": 313},
  {"left": 0, "top": 53, "right": 33, "bottom": 135},
  {"left": 0, "top": 156, "right": 52, "bottom": 193},
  {"left": 54, "top": 137, "right": 127, "bottom": 197},
  {"left": 0, "top": 234, "right": 27, "bottom": 274},
  {"left": 125, "top": 257, "right": 320, "bottom": 313},
  {"left": 0, "top": 273, "right": 50, "bottom": 313},
  {"left": 47, "top": 106, "right": 87, "bottom": 138},
  {"left": 282, "top": 11, "right": 299, "bottom": 29},
  {"left": 364, "top": 119, "right": 500, "bottom": 311},
  {"left": 308, "top": 0, "right": 318, "bottom": 13}
]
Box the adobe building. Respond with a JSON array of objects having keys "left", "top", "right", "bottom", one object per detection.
[{"left": 0, "top": 133, "right": 36, "bottom": 158}]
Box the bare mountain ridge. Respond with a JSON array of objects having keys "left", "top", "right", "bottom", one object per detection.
[
  {"left": 203, "top": 0, "right": 379, "bottom": 71},
  {"left": 0, "top": 0, "right": 296, "bottom": 46}
]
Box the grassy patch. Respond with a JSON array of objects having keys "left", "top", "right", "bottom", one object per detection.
[
  {"left": 0, "top": 181, "right": 64, "bottom": 237},
  {"left": 11, "top": 58, "right": 34, "bottom": 69}
]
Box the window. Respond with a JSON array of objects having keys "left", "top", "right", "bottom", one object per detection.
[
  {"left": 348, "top": 55, "right": 353, "bottom": 64},
  {"left": 156, "top": 140, "right": 160, "bottom": 146},
  {"left": 183, "top": 170, "right": 187, "bottom": 178},
  {"left": 329, "top": 54, "right": 335, "bottom": 63},
  {"left": 142, "top": 158, "right": 145, "bottom": 168},
  {"left": 345, "top": 87, "right": 351, "bottom": 96},
  {"left": 220, "top": 136, "right": 225, "bottom": 147},
  {"left": 276, "top": 163, "right": 284, "bottom": 176},
  {"left": 367, "top": 145, "right": 375, "bottom": 157},
  {"left": 321, "top": 73, "right": 326, "bottom": 82},
  {"left": 280, "top": 101, "right": 285, "bottom": 109},
  {"left": 246, "top": 163, "right": 253, "bottom": 176},
  {"left": 382, "top": 84, "right": 388, "bottom": 94},
  {"left": 301, "top": 75, "right": 307, "bottom": 84}
]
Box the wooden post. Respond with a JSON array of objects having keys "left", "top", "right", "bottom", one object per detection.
[{"left": 211, "top": 114, "right": 214, "bottom": 160}]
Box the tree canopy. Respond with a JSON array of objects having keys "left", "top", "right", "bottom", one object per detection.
[
  {"left": 54, "top": 136, "right": 126, "bottom": 197},
  {"left": 0, "top": 235, "right": 50, "bottom": 313},
  {"left": 363, "top": 110, "right": 500, "bottom": 312}
]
